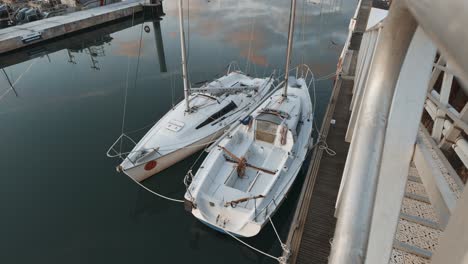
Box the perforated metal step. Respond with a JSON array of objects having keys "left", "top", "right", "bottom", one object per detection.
[{"left": 390, "top": 163, "right": 443, "bottom": 264}]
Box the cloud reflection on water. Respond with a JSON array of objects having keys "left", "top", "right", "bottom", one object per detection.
[
  {"left": 113, "top": 40, "right": 145, "bottom": 57},
  {"left": 162, "top": 0, "right": 350, "bottom": 69}
]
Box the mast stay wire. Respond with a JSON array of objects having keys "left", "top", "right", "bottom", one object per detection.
[
  {"left": 120, "top": 8, "right": 136, "bottom": 154},
  {"left": 132, "top": 22, "right": 145, "bottom": 93},
  {"left": 245, "top": 17, "right": 256, "bottom": 75},
  {"left": 300, "top": 0, "right": 307, "bottom": 66}
]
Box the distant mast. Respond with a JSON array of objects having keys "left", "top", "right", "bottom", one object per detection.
[
  {"left": 283, "top": 0, "right": 297, "bottom": 98},
  {"left": 178, "top": 0, "right": 191, "bottom": 112}
]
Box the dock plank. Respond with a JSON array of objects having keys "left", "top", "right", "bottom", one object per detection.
[
  {"left": 283, "top": 1, "right": 372, "bottom": 262},
  {"left": 295, "top": 79, "right": 353, "bottom": 264}
]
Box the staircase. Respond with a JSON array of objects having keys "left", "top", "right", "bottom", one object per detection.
[
  {"left": 390, "top": 163, "right": 440, "bottom": 264},
  {"left": 390, "top": 129, "right": 464, "bottom": 264}
]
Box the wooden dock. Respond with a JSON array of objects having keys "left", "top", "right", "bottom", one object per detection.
[
  {"left": 285, "top": 74, "right": 353, "bottom": 264},
  {"left": 283, "top": 1, "right": 372, "bottom": 263}
]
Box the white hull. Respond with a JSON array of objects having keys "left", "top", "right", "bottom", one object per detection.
[
  {"left": 185, "top": 76, "right": 313, "bottom": 237},
  {"left": 116, "top": 72, "right": 275, "bottom": 182},
  {"left": 121, "top": 129, "right": 225, "bottom": 182}
]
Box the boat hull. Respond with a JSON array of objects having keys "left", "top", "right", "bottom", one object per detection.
[
  {"left": 122, "top": 129, "right": 226, "bottom": 182},
  {"left": 191, "top": 208, "right": 261, "bottom": 237},
  {"left": 185, "top": 77, "right": 314, "bottom": 237}
]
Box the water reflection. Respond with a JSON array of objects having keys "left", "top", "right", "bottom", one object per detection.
[
  {"left": 158, "top": 0, "right": 351, "bottom": 77},
  {"left": 0, "top": 9, "right": 166, "bottom": 70},
  {"left": 0, "top": 1, "right": 355, "bottom": 263}
]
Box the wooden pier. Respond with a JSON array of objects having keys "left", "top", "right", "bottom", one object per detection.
[{"left": 283, "top": 1, "right": 372, "bottom": 263}]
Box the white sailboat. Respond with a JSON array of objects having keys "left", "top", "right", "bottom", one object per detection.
[
  {"left": 183, "top": 0, "right": 314, "bottom": 237},
  {"left": 107, "top": 0, "right": 275, "bottom": 182}
]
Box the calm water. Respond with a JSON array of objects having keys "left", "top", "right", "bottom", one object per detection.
[{"left": 0, "top": 0, "right": 355, "bottom": 263}]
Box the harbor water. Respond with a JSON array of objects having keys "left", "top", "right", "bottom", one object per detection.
[{"left": 0, "top": 0, "right": 355, "bottom": 263}]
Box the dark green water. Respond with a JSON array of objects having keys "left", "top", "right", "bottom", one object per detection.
[{"left": 0, "top": 0, "right": 355, "bottom": 263}]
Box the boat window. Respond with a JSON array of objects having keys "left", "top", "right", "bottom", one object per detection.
[
  {"left": 256, "top": 121, "right": 278, "bottom": 143},
  {"left": 255, "top": 114, "right": 282, "bottom": 143},
  {"left": 195, "top": 101, "right": 238, "bottom": 129}
]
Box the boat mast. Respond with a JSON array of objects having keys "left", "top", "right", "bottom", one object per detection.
[
  {"left": 283, "top": 0, "right": 297, "bottom": 98},
  {"left": 178, "top": 0, "right": 191, "bottom": 112}
]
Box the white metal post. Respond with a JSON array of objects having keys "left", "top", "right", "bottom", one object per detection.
[
  {"left": 365, "top": 27, "right": 436, "bottom": 264},
  {"left": 428, "top": 56, "right": 446, "bottom": 91},
  {"left": 405, "top": 0, "right": 468, "bottom": 89},
  {"left": 431, "top": 185, "right": 468, "bottom": 264},
  {"left": 346, "top": 29, "right": 381, "bottom": 142},
  {"left": 351, "top": 32, "right": 369, "bottom": 94},
  {"left": 413, "top": 129, "right": 457, "bottom": 228},
  {"left": 328, "top": 1, "right": 418, "bottom": 262},
  {"left": 439, "top": 103, "right": 468, "bottom": 150},
  {"left": 432, "top": 68, "right": 453, "bottom": 142}
]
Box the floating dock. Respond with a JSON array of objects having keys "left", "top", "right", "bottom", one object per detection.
[
  {"left": 0, "top": 0, "right": 160, "bottom": 54},
  {"left": 283, "top": 1, "right": 372, "bottom": 262}
]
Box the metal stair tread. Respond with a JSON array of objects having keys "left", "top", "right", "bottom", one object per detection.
[
  {"left": 401, "top": 197, "right": 439, "bottom": 223},
  {"left": 404, "top": 192, "right": 431, "bottom": 204},
  {"left": 405, "top": 180, "right": 428, "bottom": 198},
  {"left": 393, "top": 240, "right": 432, "bottom": 260},
  {"left": 400, "top": 212, "right": 441, "bottom": 230},
  {"left": 390, "top": 248, "right": 430, "bottom": 264},
  {"left": 395, "top": 219, "right": 441, "bottom": 254},
  {"left": 407, "top": 175, "right": 423, "bottom": 183}
]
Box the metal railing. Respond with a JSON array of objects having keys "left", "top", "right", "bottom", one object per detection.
[{"left": 330, "top": 0, "right": 468, "bottom": 263}]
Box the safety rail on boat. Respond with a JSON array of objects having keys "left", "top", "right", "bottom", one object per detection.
[
  {"left": 277, "top": 64, "right": 319, "bottom": 88},
  {"left": 226, "top": 61, "right": 242, "bottom": 74},
  {"left": 106, "top": 133, "right": 161, "bottom": 166},
  {"left": 106, "top": 133, "right": 137, "bottom": 159},
  {"left": 252, "top": 196, "right": 279, "bottom": 222},
  {"left": 251, "top": 165, "right": 304, "bottom": 223},
  {"left": 329, "top": 0, "right": 468, "bottom": 264}
]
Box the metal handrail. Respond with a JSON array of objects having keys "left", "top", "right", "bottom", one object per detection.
[
  {"left": 329, "top": 0, "right": 468, "bottom": 263},
  {"left": 404, "top": 0, "right": 468, "bottom": 89},
  {"left": 329, "top": 1, "right": 418, "bottom": 263}
]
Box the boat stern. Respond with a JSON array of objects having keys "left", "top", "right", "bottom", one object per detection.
[
  {"left": 188, "top": 196, "right": 262, "bottom": 237},
  {"left": 191, "top": 207, "right": 261, "bottom": 237}
]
